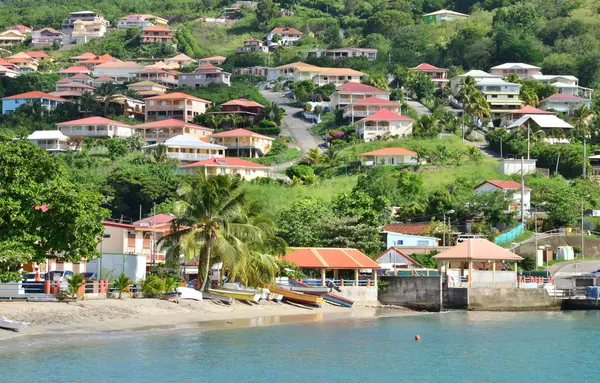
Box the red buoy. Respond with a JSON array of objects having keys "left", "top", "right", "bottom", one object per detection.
[{"left": 415, "top": 335, "right": 421, "bottom": 341}]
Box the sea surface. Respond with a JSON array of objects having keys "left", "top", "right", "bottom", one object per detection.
[{"left": 1, "top": 310, "right": 598, "bottom": 383}]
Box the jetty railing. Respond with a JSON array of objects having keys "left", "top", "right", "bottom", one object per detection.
[{"left": 300, "top": 279, "right": 373, "bottom": 287}]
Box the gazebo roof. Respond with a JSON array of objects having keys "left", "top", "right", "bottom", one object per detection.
[
  {"left": 283, "top": 247, "right": 380, "bottom": 269},
  {"left": 432, "top": 239, "right": 523, "bottom": 261}
]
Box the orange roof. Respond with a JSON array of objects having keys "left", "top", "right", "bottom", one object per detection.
[
  {"left": 143, "top": 25, "right": 171, "bottom": 32},
  {"left": 95, "top": 75, "right": 116, "bottom": 81},
  {"left": 511, "top": 105, "right": 555, "bottom": 115},
  {"left": 2, "top": 91, "right": 67, "bottom": 102},
  {"left": 336, "top": 82, "right": 387, "bottom": 93},
  {"left": 317, "top": 68, "right": 364, "bottom": 76},
  {"left": 410, "top": 63, "right": 446, "bottom": 71},
  {"left": 134, "top": 118, "right": 212, "bottom": 131},
  {"left": 56, "top": 116, "right": 131, "bottom": 127},
  {"left": 432, "top": 239, "right": 523, "bottom": 261},
  {"left": 474, "top": 180, "right": 531, "bottom": 191},
  {"left": 271, "top": 27, "right": 302, "bottom": 35},
  {"left": 57, "top": 66, "right": 90, "bottom": 74},
  {"left": 199, "top": 56, "right": 227, "bottom": 61},
  {"left": 79, "top": 54, "right": 118, "bottom": 65},
  {"left": 146, "top": 92, "right": 210, "bottom": 103},
  {"left": 168, "top": 53, "right": 195, "bottom": 61},
  {"left": 361, "top": 147, "right": 417, "bottom": 156},
  {"left": 221, "top": 98, "right": 264, "bottom": 108},
  {"left": 282, "top": 247, "right": 380, "bottom": 269},
  {"left": 196, "top": 63, "right": 220, "bottom": 70},
  {"left": 72, "top": 52, "right": 96, "bottom": 60},
  {"left": 70, "top": 73, "right": 93, "bottom": 80},
  {"left": 94, "top": 61, "right": 142, "bottom": 69},
  {"left": 27, "top": 51, "right": 52, "bottom": 58},
  {"left": 210, "top": 128, "right": 272, "bottom": 140},
  {"left": 360, "top": 108, "right": 413, "bottom": 121},
  {"left": 182, "top": 157, "right": 268, "bottom": 169}
]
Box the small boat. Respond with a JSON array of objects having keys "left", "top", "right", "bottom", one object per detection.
[
  {"left": 161, "top": 292, "right": 180, "bottom": 302},
  {"left": 290, "top": 286, "right": 329, "bottom": 295},
  {"left": 270, "top": 285, "right": 324, "bottom": 308},
  {"left": 0, "top": 317, "right": 28, "bottom": 332},
  {"left": 203, "top": 292, "right": 233, "bottom": 304},
  {"left": 209, "top": 288, "right": 261, "bottom": 303},
  {"left": 323, "top": 293, "right": 354, "bottom": 308},
  {"left": 176, "top": 287, "right": 203, "bottom": 301},
  {"left": 269, "top": 293, "right": 283, "bottom": 302}
]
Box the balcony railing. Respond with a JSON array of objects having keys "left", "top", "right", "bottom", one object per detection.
[
  {"left": 147, "top": 104, "right": 185, "bottom": 111},
  {"left": 62, "top": 129, "right": 112, "bottom": 137},
  {"left": 36, "top": 143, "right": 70, "bottom": 150},
  {"left": 167, "top": 153, "right": 217, "bottom": 161}
]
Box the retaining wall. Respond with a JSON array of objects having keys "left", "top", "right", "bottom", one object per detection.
[
  {"left": 379, "top": 276, "right": 442, "bottom": 311},
  {"left": 336, "top": 286, "right": 378, "bottom": 305},
  {"left": 468, "top": 288, "right": 561, "bottom": 310},
  {"left": 443, "top": 287, "right": 469, "bottom": 309}
]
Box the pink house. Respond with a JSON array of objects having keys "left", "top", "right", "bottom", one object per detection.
[{"left": 409, "top": 63, "right": 448, "bottom": 87}]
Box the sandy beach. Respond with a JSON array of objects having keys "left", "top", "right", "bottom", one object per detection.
[{"left": 0, "top": 298, "right": 416, "bottom": 341}]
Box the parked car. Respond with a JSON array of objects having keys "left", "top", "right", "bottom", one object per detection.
[
  {"left": 45, "top": 270, "right": 75, "bottom": 282},
  {"left": 83, "top": 272, "right": 97, "bottom": 280},
  {"left": 22, "top": 272, "right": 44, "bottom": 282}
]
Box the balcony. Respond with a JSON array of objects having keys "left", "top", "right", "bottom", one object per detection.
[
  {"left": 167, "top": 153, "right": 218, "bottom": 161},
  {"left": 62, "top": 129, "right": 112, "bottom": 137},
  {"left": 35, "top": 142, "right": 71, "bottom": 151},
  {"left": 147, "top": 104, "right": 185, "bottom": 111}
]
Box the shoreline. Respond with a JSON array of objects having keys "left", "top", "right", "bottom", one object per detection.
[{"left": 0, "top": 298, "right": 418, "bottom": 343}]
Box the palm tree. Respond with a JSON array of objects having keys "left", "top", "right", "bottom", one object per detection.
[
  {"left": 95, "top": 83, "right": 119, "bottom": 117},
  {"left": 414, "top": 114, "right": 442, "bottom": 138},
  {"left": 163, "top": 175, "right": 274, "bottom": 290},
  {"left": 306, "top": 148, "right": 320, "bottom": 167},
  {"left": 79, "top": 91, "right": 97, "bottom": 117},
  {"left": 467, "top": 146, "right": 483, "bottom": 163},
  {"left": 113, "top": 273, "right": 132, "bottom": 299},
  {"left": 520, "top": 87, "right": 539, "bottom": 107},
  {"left": 233, "top": 114, "right": 246, "bottom": 129},
  {"left": 150, "top": 144, "right": 171, "bottom": 164}
]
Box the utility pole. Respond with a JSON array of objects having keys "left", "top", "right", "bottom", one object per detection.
[
  {"left": 583, "top": 138, "right": 587, "bottom": 179},
  {"left": 520, "top": 157, "right": 525, "bottom": 226},
  {"left": 582, "top": 199, "right": 585, "bottom": 260},
  {"left": 500, "top": 136, "right": 503, "bottom": 159},
  {"left": 527, "top": 120, "right": 531, "bottom": 160},
  {"left": 152, "top": 203, "right": 156, "bottom": 266}
]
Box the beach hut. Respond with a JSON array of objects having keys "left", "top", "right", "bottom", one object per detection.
[
  {"left": 282, "top": 247, "right": 381, "bottom": 287},
  {"left": 432, "top": 239, "right": 522, "bottom": 288}
]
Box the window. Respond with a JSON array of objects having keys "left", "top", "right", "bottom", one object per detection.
[
  {"left": 220, "top": 168, "right": 226, "bottom": 174},
  {"left": 417, "top": 240, "right": 429, "bottom": 246},
  {"left": 245, "top": 169, "right": 251, "bottom": 175},
  {"left": 395, "top": 240, "right": 404, "bottom": 246}
]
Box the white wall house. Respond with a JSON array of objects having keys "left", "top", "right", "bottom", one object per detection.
[
  {"left": 57, "top": 116, "right": 133, "bottom": 138},
  {"left": 27, "top": 130, "right": 73, "bottom": 152},
  {"left": 474, "top": 180, "right": 531, "bottom": 215},
  {"left": 360, "top": 147, "right": 418, "bottom": 166}
]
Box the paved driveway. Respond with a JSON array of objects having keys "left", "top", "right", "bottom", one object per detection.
[{"left": 259, "top": 89, "right": 323, "bottom": 153}]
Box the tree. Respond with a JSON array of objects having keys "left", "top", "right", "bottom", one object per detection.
[
  {"left": 323, "top": 24, "right": 342, "bottom": 49},
  {"left": 105, "top": 138, "right": 128, "bottom": 160},
  {"left": 405, "top": 71, "right": 437, "bottom": 101},
  {"left": 113, "top": 273, "right": 131, "bottom": 299},
  {"left": 413, "top": 114, "right": 442, "bottom": 138},
  {"left": 0, "top": 141, "right": 106, "bottom": 281},
  {"left": 277, "top": 197, "right": 333, "bottom": 247},
  {"left": 365, "top": 10, "right": 413, "bottom": 38},
  {"left": 256, "top": 0, "right": 279, "bottom": 28},
  {"left": 361, "top": 74, "right": 389, "bottom": 90},
  {"left": 285, "top": 164, "right": 315, "bottom": 183}
]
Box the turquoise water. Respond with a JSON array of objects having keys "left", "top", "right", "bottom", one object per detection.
[{"left": 1, "top": 311, "right": 599, "bottom": 382}]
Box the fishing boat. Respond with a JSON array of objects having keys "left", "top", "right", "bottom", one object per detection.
[
  {"left": 209, "top": 288, "right": 261, "bottom": 303},
  {"left": 161, "top": 292, "right": 180, "bottom": 302},
  {"left": 203, "top": 292, "right": 233, "bottom": 304},
  {"left": 0, "top": 317, "right": 28, "bottom": 332},
  {"left": 176, "top": 287, "right": 203, "bottom": 301},
  {"left": 269, "top": 293, "right": 283, "bottom": 302},
  {"left": 289, "top": 279, "right": 354, "bottom": 308},
  {"left": 290, "top": 286, "right": 329, "bottom": 296},
  {"left": 270, "top": 285, "right": 324, "bottom": 308}
]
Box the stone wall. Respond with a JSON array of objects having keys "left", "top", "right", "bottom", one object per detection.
[
  {"left": 336, "top": 286, "right": 378, "bottom": 305},
  {"left": 379, "top": 276, "right": 442, "bottom": 311},
  {"left": 468, "top": 287, "right": 561, "bottom": 310},
  {"left": 443, "top": 287, "right": 468, "bottom": 309}
]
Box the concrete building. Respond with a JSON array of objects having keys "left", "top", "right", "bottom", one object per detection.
[
  {"left": 31, "top": 28, "right": 64, "bottom": 47},
  {"left": 8, "top": 25, "right": 32, "bottom": 34},
  {"left": 61, "top": 11, "right": 109, "bottom": 36},
  {"left": 2, "top": 91, "right": 67, "bottom": 114},
  {"left": 68, "top": 73, "right": 95, "bottom": 87},
  {"left": 180, "top": 157, "right": 271, "bottom": 180},
  {"left": 500, "top": 105, "right": 555, "bottom": 127},
  {"left": 232, "top": 66, "right": 269, "bottom": 77},
  {"left": 236, "top": 37, "right": 268, "bottom": 53},
  {"left": 330, "top": 82, "right": 389, "bottom": 109},
  {"left": 474, "top": 78, "right": 522, "bottom": 119},
  {"left": 499, "top": 159, "right": 537, "bottom": 176},
  {"left": 343, "top": 97, "right": 401, "bottom": 122},
  {"left": 144, "top": 135, "right": 225, "bottom": 163},
  {"left": 57, "top": 116, "right": 133, "bottom": 138},
  {"left": 134, "top": 118, "right": 213, "bottom": 144},
  {"left": 0, "top": 64, "right": 19, "bottom": 78},
  {"left": 383, "top": 231, "right": 439, "bottom": 248},
  {"left": 118, "top": 14, "right": 168, "bottom": 30},
  {"left": 26, "top": 51, "right": 54, "bottom": 63},
  {"left": 531, "top": 74, "right": 592, "bottom": 99},
  {"left": 0, "top": 58, "right": 19, "bottom": 72},
  {"left": 0, "top": 30, "right": 26, "bottom": 46},
  {"left": 58, "top": 65, "right": 92, "bottom": 77},
  {"left": 27, "top": 130, "right": 72, "bottom": 152},
  {"left": 423, "top": 9, "right": 468, "bottom": 23},
  {"left": 141, "top": 25, "right": 173, "bottom": 44},
  {"left": 360, "top": 147, "right": 418, "bottom": 166},
  {"left": 70, "top": 18, "right": 109, "bottom": 45},
  {"left": 127, "top": 80, "right": 168, "bottom": 97},
  {"left": 490, "top": 63, "right": 542, "bottom": 79},
  {"left": 449, "top": 70, "right": 500, "bottom": 93},
  {"left": 312, "top": 67, "right": 365, "bottom": 86},
  {"left": 217, "top": 98, "right": 264, "bottom": 119},
  {"left": 209, "top": 128, "right": 274, "bottom": 157},
  {"left": 354, "top": 108, "right": 413, "bottom": 142},
  {"left": 145, "top": 92, "right": 211, "bottom": 123},
  {"left": 137, "top": 66, "right": 179, "bottom": 88},
  {"left": 409, "top": 63, "right": 448, "bottom": 87},
  {"left": 539, "top": 94, "right": 592, "bottom": 114},
  {"left": 375, "top": 248, "right": 424, "bottom": 273},
  {"left": 111, "top": 95, "right": 145, "bottom": 119},
  {"left": 304, "top": 47, "right": 378, "bottom": 61},
  {"left": 267, "top": 27, "right": 303, "bottom": 47},
  {"left": 6, "top": 51, "right": 38, "bottom": 72},
  {"left": 507, "top": 114, "right": 574, "bottom": 144},
  {"left": 474, "top": 180, "right": 531, "bottom": 215},
  {"left": 178, "top": 64, "right": 231, "bottom": 87},
  {"left": 164, "top": 53, "right": 197, "bottom": 68},
  {"left": 266, "top": 62, "right": 364, "bottom": 85},
  {"left": 92, "top": 62, "right": 144, "bottom": 83}
]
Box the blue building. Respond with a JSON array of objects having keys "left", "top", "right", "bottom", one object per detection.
[
  {"left": 2, "top": 91, "right": 67, "bottom": 115},
  {"left": 383, "top": 231, "right": 439, "bottom": 249}
]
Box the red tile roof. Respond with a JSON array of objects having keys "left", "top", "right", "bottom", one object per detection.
[
  {"left": 199, "top": 56, "right": 227, "bottom": 61},
  {"left": 282, "top": 247, "right": 380, "bottom": 269},
  {"left": 350, "top": 97, "right": 400, "bottom": 106},
  {"left": 143, "top": 25, "right": 171, "bottom": 32},
  {"left": 475, "top": 180, "right": 531, "bottom": 191},
  {"left": 221, "top": 98, "right": 264, "bottom": 108},
  {"left": 182, "top": 157, "right": 268, "bottom": 169},
  {"left": 196, "top": 63, "right": 221, "bottom": 70},
  {"left": 95, "top": 75, "right": 116, "bottom": 81},
  {"left": 271, "top": 27, "right": 302, "bottom": 35},
  {"left": 383, "top": 223, "right": 430, "bottom": 236},
  {"left": 103, "top": 221, "right": 135, "bottom": 229},
  {"left": 134, "top": 118, "right": 212, "bottom": 131},
  {"left": 27, "top": 51, "right": 52, "bottom": 58},
  {"left": 0, "top": 58, "right": 18, "bottom": 69},
  {"left": 410, "top": 63, "right": 446, "bottom": 71},
  {"left": 336, "top": 82, "right": 387, "bottom": 93},
  {"left": 512, "top": 105, "right": 555, "bottom": 115},
  {"left": 210, "top": 128, "right": 272, "bottom": 139},
  {"left": 2, "top": 91, "right": 67, "bottom": 102},
  {"left": 72, "top": 52, "right": 97, "bottom": 60},
  {"left": 360, "top": 108, "right": 413, "bottom": 121},
  {"left": 361, "top": 147, "right": 417, "bottom": 156},
  {"left": 540, "top": 93, "right": 590, "bottom": 102},
  {"left": 57, "top": 66, "right": 90, "bottom": 74},
  {"left": 134, "top": 213, "right": 174, "bottom": 226},
  {"left": 70, "top": 73, "right": 93, "bottom": 80},
  {"left": 56, "top": 116, "right": 131, "bottom": 127},
  {"left": 147, "top": 92, "right": 210, "bottom": 103},
  {"left": 432, "top": 239, "right": 523, "bottom": 261}
]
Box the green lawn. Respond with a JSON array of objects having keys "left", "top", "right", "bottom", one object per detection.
[
  {"left": 245, "top": 148, "right": 301, "bottom": 166},
  {"left": 189, "top": 21, "right": 255, "bottom": 56}
]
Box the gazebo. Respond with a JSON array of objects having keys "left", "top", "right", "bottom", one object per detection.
[
  {"left": 282, "top": 247, "right": 380, "bottom": 286},
  {"left": 432, "top": 239, "right": 523, "bottom": 287}
]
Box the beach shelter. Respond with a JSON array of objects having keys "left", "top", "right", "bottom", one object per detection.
[
  {"left": 282, "top": 247, "right": 381, "bottom": 286},
  {"left": 432, "top": 239, "right": 522, "bottom": 287}
]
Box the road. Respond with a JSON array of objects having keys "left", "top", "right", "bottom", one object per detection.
[
  {"left": 259, "top": 89, "right": 323, "bottom": 154},
  {"left": 405, "top": 99, "right": 431, "bottom": 116},
  {"left": 550, "top": 260, "right": 600, "bottom": 288}
]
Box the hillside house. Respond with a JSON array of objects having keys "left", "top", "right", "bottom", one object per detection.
[
  {"left": 145, "top": 92, "right": 211, "bottom": 123},
  {"left": 6, "top": 52, "right": 38, "bottom": 72},
  {"left": 178, "top": 64, "right": 231, "bottom": 87},
  {"left": 474, "top": 180, "right": 531, "bottom": 214},
  {"left": 144, "top": 135, "right": 225, "bottom": 163},
  {"left": 500, "top": 105, "right": 555, "bottom": 126},
  {"left": 209, "top": 128, "right": 273, "bottom": 157},
  {"left": 57, "top": 116, "right": 133, "bottom": 138},
  {"left": 312, "top": 67, "right": 365, "bottom": 86},
  {"left": 137, "top": 66, "right": 179, "bottom": 88},
  {"left": 0, "top": 30, "right": 26, "bottom": 46},
  {"left": 330, "top": 82, "right": 389, "bottom": 109},
  {"left": 71, "top": 52, "right": 96, "bottom": 62},
  {"left": 304, "top": 47, "right": 378, "bottom": 61},
  {"left": 26, "top": 51, "right": 54, "bottom": 63},
  {"left": 375, "top": 247, "right": 424, "bottom": 273},
  {"left": 490, "top": 63, "right": 542, "bottom": 79},
  {"left": 141, "top": 26, "right": 173, "bottom": 44},
  {"left": 539, "top": 94, "right": 592, "bottom": 114},
  {"left": 2, "top": 91, "right": 67, "bottom": 114},
  {"left": 0, "top": 64, "right": 19, "bottom": 78},
  {"left": 360, "top": 147, "right": 418, "bottom": 166},
  {"left": 531, "top": 74, "right": 592, "bottom": 99},
  {"left": 93, "top": 62, "right": 143, "bottom": 83},
  {"left": 236, "top": 37, "right": 268, "bottom": 53},
  {"left": 61, "top": 11, "right": 109, "bottom": 36},
  {"left": 127, "top": 80, "right": 168, "bottom": 97},
  {"left": 354, "top": 109, "right": 413, "bottom": 142},
  {"left": 27, "top": 130, "right": 72, "bottom": 152},
  {"left": 423, "top": 9, "right": 468, "bottom": 23},
  {"left": 197, "top": 56, "right": 227, "bottom": 65},
  {"left": 118, "top": 14, "right": 168, "bottom": 30},
  {"left": 474, "top": 78, "right": 522, "bottom": 119},
  {"left": 8, "top": 25, "right": 32, "bottom": 34},
  {"left": 164, "top": 53, "right": 197, "bottom": 68},
  {"left": 216, "top": 98, "right": 264, "bottom": 119},
  {"left": 449, "top": 70, "right": 500, "bottom": 93},
  {"left": 134, "top": 119, "right": 213, "bottom": 144},
  {"left": 343, "top": 97, "right": 402, "bottom": 122},
  {"left": 409, "top": 63, "right": 448, "bottom": 87},
  {"left": 180, "top": 158, "right": 271, "bottom": 180},
  {"left": 70, "top": 18, "right": 108, "bottom": 44},
  {"left": 267, "top": 27, "right": 303, "bottom": 47},
  {"left": 507, "top": 114, "right": 574, "bottom": 144},
  {"left": 110, "top": 95, "right": 145, "bottom": 119},
  {"left": 68, "top": 73, "right": 95, "bottom": 87},
  {"left": 31, "top": 28, "right": 64, "bottom": 47},
  {"left": 57, "top": 66, "right": 92, "bottom": 77}
]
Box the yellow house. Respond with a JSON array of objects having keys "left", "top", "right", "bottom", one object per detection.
[
  {"left": 180, "top": 158, "right": 271, "bottom": 180},
  {"left": 6, "top": 51, "right": 39, "bottom": 72},
  {"left": 209, "top": 128, "right": 274, "bottom": 157}
]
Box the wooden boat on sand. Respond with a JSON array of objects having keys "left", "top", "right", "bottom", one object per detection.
[
  {"left": 0, "top": 317, "right": 29, "bottom": 332},
  {"left": 203, "top": 292, "right": 234, "bottom": 304},
  {"left": 270, "top": 285, "right": 324, "bottom": 308},
  {"left": 289, "top": 279, "right": 354, "bottom": 308},
  {"left": 176, "top": 287, "right": 203, "bottom": 301},
  {"left": 209, "top": 288, "right": 261, "bottom": 303},
  {"left": 290, "top": 286, "right": 329, "bottom": 296}
]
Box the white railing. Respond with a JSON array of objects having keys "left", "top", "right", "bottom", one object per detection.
[
  {"left": 36, "top": 143, "right": 70, "bottom": 150},
  {"left": 167, "top": 153, "right": 218, "bottom": 161},
  {"left": 63, "top": 130, "right": 112, "bottom": 137},
  {"left": 147, "top": 104, "right": 185, "bottom": 111}
]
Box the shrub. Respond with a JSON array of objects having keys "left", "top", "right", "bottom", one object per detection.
[
  {"left": 112, "top": 273, "right": 132, "bottom": 299},
  {"left": 66, "top": 274, "right": 86, "bottom": 298},
  {"left": 285, "top": 165, "right": 314, "bottom": 182},
  {"left": 141, "top": 275, "right": 165, "bottom": 297}
]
